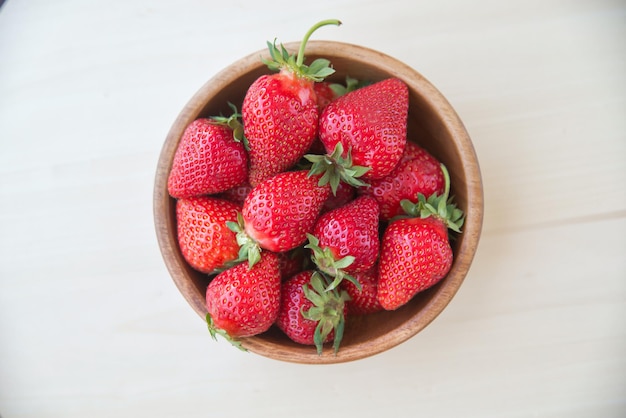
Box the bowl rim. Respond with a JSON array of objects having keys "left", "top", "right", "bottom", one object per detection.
[{"left": 153, "top": 40, "right": 484, "bottom": 364}]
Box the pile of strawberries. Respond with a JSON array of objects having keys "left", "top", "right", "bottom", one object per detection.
[{"left": 167, "top": 20, "right": 464, "bottom": 354}]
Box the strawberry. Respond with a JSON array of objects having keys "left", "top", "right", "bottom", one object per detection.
[
  {"left": 275, "top": 271, "right": 349, "bottom": 354},
  {"left": 314, "top": 76, "right": 368, "bottom": 110},
  {"left": 242, "top": 20, "right": 341, "bottom": 186},
  {"left": 218, "top": 182, "right": 253, "bottom": 206},
  {"left": 313, "top": 81, "right": 337, "bottom": 110},
  {"left": 205, "top": 252, "right": 281, "bottom": 348},
  {"left": 318, "top": 78, "right": 409, "bottom": 181},
  {"left": 228, "top": 170, "right": 331, "bottom": 266},
  {"left": 377, "top": 164, "right": 464, "bottom": 310},
  {"left": 167, "top": 109, "right": 248, "bottom": 198},
  {"left": 277, "top": 247, "right": 310, "bottom": 280},
  {"left": 309, "top": 76, "right": 371, "bottom": 155},
  {"left": 176, "top": 196, "right": 240, "bottom": 273},
  {"left": 321, "top": 180, "right": 356, "bottom": 213},
  {"left": 359, "top": 142, "right": 444, "bottom": 221},
  {"left": 341, "top": 266, "right": 383, "bottom": 315},
  {"left": 306, "top": 195, "right": 380, "bottom": 290},
  {"left": 400, "top": 139, "right": 429, "bottom": 163}
]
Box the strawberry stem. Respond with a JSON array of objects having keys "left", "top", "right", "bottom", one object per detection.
[
  {"left": 300, "top": 272, "right": 350, "bottom": 354},
  {"left": 305, "top": 142, "right": 370, "bottom": 195},
  {"left": 304, "top": 233, "right": 362, "bottom": 292},
  {"left": 398, "top": 163, "right": 465, "bottom": 233},
  {"left": 210, "top": 102, "right": 246, "bottom": 146},
  {"left": 263, "top": 19, "right": 341, "bottom": 82},
  {"left": 296, "top": 19, "right": 342, "bottom": 68},
  {"left": 441, "top": 162, "right": 451, "bottom": 201},
  {"left": 226, "top": 213, "right": 262, "bottom": 269}
]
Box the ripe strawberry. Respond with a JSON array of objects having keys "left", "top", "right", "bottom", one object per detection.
[
  {"left": 206, "top": 252, "right": 281, "bottom": 348},
  {"left": 314, "top": 76, "right": 368, "bottom": 110},
  {"left": 321, "top": 180, "right": 356, "bottom": 213},
  {"left": 228, "top": 170, "right": 331, "bottom": 266},
  {"left": 306, "top": 195, "right": 380, "bottom": 290},
  {"left": 313, "top": 81, "right": 337, "bottom": 110},
  {"left": 309, "top": 76, "right": 371, "bottom": 155},
  {"left": 318, "top": 78, "right": 409, "bottom": 181},
  {"left": 400, "top": 140, "right": 429, "bottom": 163},
  {"left": 377, "top": 164, "right": 464, "bottom": 310},
  {"left": 341, "top": 266, "right": 383, "bottom": 315},
  {"left": 277, "top": 247, "right": 310, "bottom": 280},
  {"left": 359, "top": 142, "right": 444, "bottom": 221},
  {"left": 276, "top": 271, "right": 349, "bottom": 354},
  {"left": 167, "top": 110, "right": 248, "bottom": 198},
  {"left": 242, "top": 20, "right": 341, "bottom": 186},
  {"left": 218, "top": 182, "right": 253, "bottom": 206},
  {"left": 176, "top": 196, "right": 240, "bottom": 273}
]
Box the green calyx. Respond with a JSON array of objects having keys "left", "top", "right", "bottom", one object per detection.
[
  {"left": 399, "top": 163, "right": 465, "bottom": 233},
  {"left": 262, "top": 19, "right": 342, "bottom": 82},
  {"left": 328, "top": 75, "right": 371, "bottom": 97},
  {"left": 226, "top": 212, "right": 262, "bottom": 269},
  {"left": 305, "top": 142, "right": 371, "bottom": 195},
  {"left": 304, "top": 234, "right": 362, "bottom": 292},
  {"left": 301, "top": 271, "right": 350, "bottom": 355},
  {"left": 206, "top": 313, "right": 247, "bottom": 352},
  {"left": 209, "top": 102, "right": 247, "bottom": 148}
]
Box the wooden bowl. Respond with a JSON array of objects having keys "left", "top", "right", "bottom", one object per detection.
[{"left": 154, "top": 41, "right": 483, "bottom": 364}]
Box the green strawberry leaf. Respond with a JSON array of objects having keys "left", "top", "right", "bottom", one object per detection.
[
  {"left": 304, "top": 234, "right": 361, "bottom": 292},
  {"left": 261, "top": 19, "right": 341, "bottom": 82},
  {"left": 206, "top": 313, "right": 247, "bottom": 352},
  {"left": 329, "top": 75, "right": 373, "bottom": 97},
  {"left": 226, "top": 213, "right": 263, "bottom": 269},
  {"left": 207, "top": 102, "right": 247, "bottom": 146},
  {"left": 300, "top": 272, "right": 350, "bottom": 355},
  {"left": 398, "top": 164, "right": 465, "bottom": 233},
  {"left": 305, "top": 142, "right": 371, "bottom": 195}
]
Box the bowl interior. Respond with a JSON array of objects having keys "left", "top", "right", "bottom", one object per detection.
[{"left": 154, "top": 41, "right": 483, "bottom": 364}]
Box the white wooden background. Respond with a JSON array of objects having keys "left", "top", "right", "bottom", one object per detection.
[{"left": 1, "top": 0, "right": 624, "bottom": 416}]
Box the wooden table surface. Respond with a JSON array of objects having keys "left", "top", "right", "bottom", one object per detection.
[{"left": 1, "top": 0, "right": 624, "bottom": 417}]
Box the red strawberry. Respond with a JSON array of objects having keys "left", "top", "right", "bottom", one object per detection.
[
  {"left": 313, "top": 81, "right": 337, "bottom": 110},
  {"left": 341, "top": 266, "right": 383, "bottom": 315},
  {"left": 276, "top": 271, "right": 349, "bottom": 354},
  {"left": 309, "top": 77, "right": 372, "bottom": 160},
  {"left": 314, "top": 76, "right": 367, "bottom": 110},
  {"left": 318, "top": 78, "right": 408, "bottom": 181},
  {"left": 228, "top": 170, "right": 331, "bottom": 266},
  {"left": 377, "top": 164, "right": 464, "bottom": 310},
  {"left": 277, "top": 247, "right": 310, "bottom": 280},
  {"left": 218, "top": 182, "right": 253, "bottom": 206},
  {"left": 400, "top": 140, "right": 429, "bottom": 163},
  {"left": 307, "top": 195, "right": 380, "bottom": 290},
  {"left": 168, "top": 111, "right": 248, "bottom": 198},
  {"left": 242, "top": 20, "right": 341, "bottom": 186},
  {"left": 321, "top": 180, "right": 356, "bottom": 213},
  {"left": 176, "top": 196, "right": 240, "bottom": 273},
  {"left": 359, "top": 142, "right": 444, "bottom": 221},
  {"left": 206, "top": 252, "right": 281, "bottom": 347}
]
